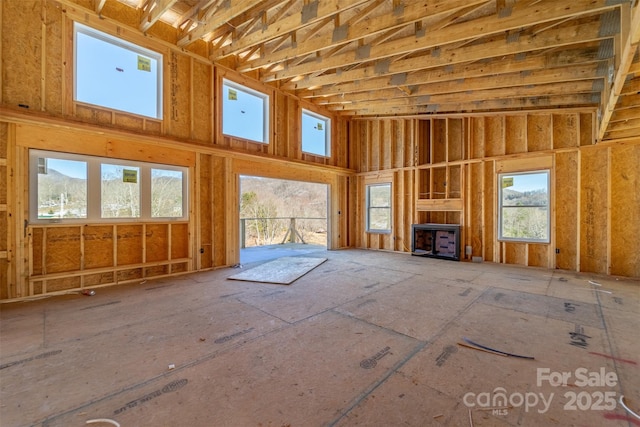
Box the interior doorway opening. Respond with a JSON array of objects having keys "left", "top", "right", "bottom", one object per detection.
[{"left": 239, "top": 175, "right": 328, "bottom": 264}]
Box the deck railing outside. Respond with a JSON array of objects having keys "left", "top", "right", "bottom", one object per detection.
[{"left": 240, "top": 217, "right": 327, "bottom": 248}]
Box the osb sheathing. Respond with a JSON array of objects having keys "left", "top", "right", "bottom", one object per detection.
[
  {"left": 553, "top": 113, "right": 579, "bottom": 149},
  {"left": 168, "top": 52, "right": 191, "bottom": 139},
  {"left": 171, "top": 223, "right": 189, "bottom": 260},
  {"left": 146, "top": 224, "right": 169, "bottom": 263},
  {"left": 555, "top": 151, "right": 579, "bottom": 270},
  {"left": 99, "top": 0, "right": 139, "bottom": 28},
  {"left": 580, "top": 148, "right": 608, "bottom": 274},
  {"left": 447, "top": 119, "right": 464, "bottom": 161},
  {"left": 44, "top": 0, "right": 63, "bottom": 115},
  {"left": 527, "top": 114, "right": 552, "bottom": 152},
  {"left": 83, "top": 226, "right": 114, "bottom": 269},
  {"left": 192, "top": 60, "right": 213, "bottom": 143},
  {"left": 505, "top": 115, "right": 527, "bottom": 155},
  {"left": 2, "top": 0, "right": 43, "bottom": 110},
  {"left": 527, "top": 243, "right": 549, "bottom": 268},
  {"left": 432, "top": 119, "right": 446, "bottom": 163},
  {"left": 116, "top": 225, "right": 143, "bottom": 265},
  {"left": 44, "top": 227, "right": 82, "bottom": 273},
  {"left": 610, "top": 144, "right": 640, "bottom": 277},
  {"left": 483, "top": 116, "right": 503, "bottom": 157},
  {"left": 470, "top": 117, "right": 484, "bottom": 159}
]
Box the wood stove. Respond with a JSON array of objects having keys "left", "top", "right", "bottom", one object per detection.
[{"left": 411, "top": 223, "right": 460, "bottom": 261}]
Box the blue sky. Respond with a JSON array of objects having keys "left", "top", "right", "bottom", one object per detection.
[
  {"left": 75, "top": 25, "right": 160, "bottom": 118},
  {"left": 47, "top": 158, "right": 86, "bottom": 179},
  {"left": 77, "top": 25, "right": 329, "bottom": 153},
  {"left": 503, "top": 172, "right": 548, "bottom": 192},
  {"left": 301, "top": 111, "right": 328, "bottom": 156},
  {"left": 222, "top": 83, "right": 266, "bottom": 142}
]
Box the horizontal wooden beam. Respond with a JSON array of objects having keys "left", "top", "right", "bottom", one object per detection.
[
  {"left": 261, "top": 0, "right": 617, "bottom": 81},
  {"left": 233, "top": 0, "right": 485, "bottom": 69},
  {"left": 270, "top": 20, "right": 603, "bottom": 90},
  {"left": 417, "top": 199, "right": 463, "bottom": 211},
  {"left": 212, "top": 0, "right": 377, "bottom": 60},
  {"left": 335, "top": 94, "right": 596, "bottom": 116},
  {"left": 316, "top": 63, "right": 602, "bottom": 106}
]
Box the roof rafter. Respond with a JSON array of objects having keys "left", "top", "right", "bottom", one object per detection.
[
  {"left": 235, "top": 0, "right": 486, "bottom": 71},
  {"left": 287, "top": 20, "right": 604, "bottom": 92},
  {"left": 209, "top": 0, "right": 370, "bottom": 57},
  {"left": 261, "top": 0, "right": 618, "bottom": 81},
  {"left": 178, "top": 0, "right": 276, "bottom": 46}
]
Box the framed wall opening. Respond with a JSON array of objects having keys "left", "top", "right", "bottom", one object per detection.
[{"left": 239, "top": 176, "right": 328, "bottom": 264}]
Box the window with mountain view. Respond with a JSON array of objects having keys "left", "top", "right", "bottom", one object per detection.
[
  {"left": 30, "top": 150, "right": 188, "bottom": 223},
  {"left": 499, "top": 171, "right": 550, "bottom": 242},
  {"left": 35, "top": 157, "right": 88, "bottom": 219}
]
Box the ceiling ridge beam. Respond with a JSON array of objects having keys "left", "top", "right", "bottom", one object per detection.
[{"left": 262, "top": 0, "right": 618, "bottom": 81}]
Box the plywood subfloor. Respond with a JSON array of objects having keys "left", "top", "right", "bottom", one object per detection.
[
  {"left": 228, "top": 256, "right": 327, "bottom": 284},
  {"left": 1, "top": 249, "right": 639, "bottom": 426}
]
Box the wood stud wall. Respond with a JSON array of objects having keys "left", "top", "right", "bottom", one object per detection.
[
  {"left": 0, "top": 1, "right": 638, "bottom": 300},
  {"left": 0, "top": 0, "right": 351, "bottom": 301},
  {"left": 353, "top": 112, "right": 640, "bottom": 278}
]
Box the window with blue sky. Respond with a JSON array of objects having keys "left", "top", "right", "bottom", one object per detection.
[
  {"left": 74, "top": 22, "right": 162, "bottom": 119},
  {"left": 302, "top": 109, "right": 331, "bottom": 157},
  {"left": 222, "top": 79, "right": 269, "bottom": 143}
]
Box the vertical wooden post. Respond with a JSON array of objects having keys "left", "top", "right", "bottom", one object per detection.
[
  {"left": 289, "top": 218, "right": 296, "bottom": 243},
  {"left": 240, "top": 218, "right": 246, "bottom": 248}
]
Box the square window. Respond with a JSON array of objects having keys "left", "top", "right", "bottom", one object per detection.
[
  {"left": 302, "top": 109, "right": 331, "bottom": 156},
  {"left": 367, "top": 183, "right": 392, "bottom": 232},
  {"left": 33, "top": 156, "right": 87, "bottom": 220},
  {"left": 222, "top": 79, "right": 269, "bottom": 143},
  {"left": 499, "top": 171, "right": 550, "bottom": 242},
  {"left": 74, "top": 23, "right": 162, "bottom": 119}
]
